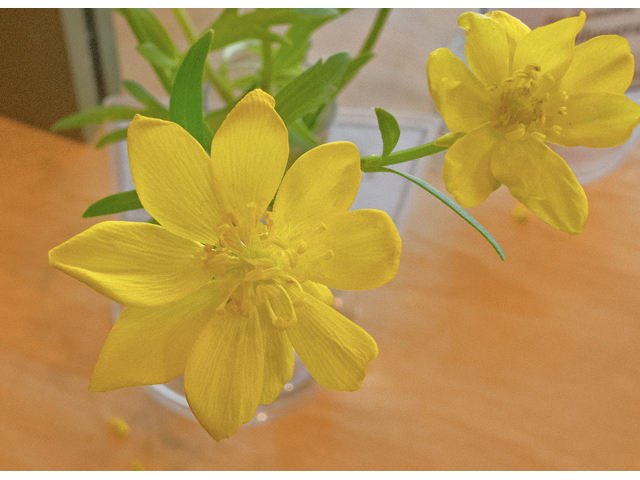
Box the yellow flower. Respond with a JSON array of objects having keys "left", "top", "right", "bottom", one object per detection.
[
  {"left": 49, "top": 89, "right": 402, "bottom": 441},
  {"left": 427, "top": 11, "right": 640, "bottom": 234}
]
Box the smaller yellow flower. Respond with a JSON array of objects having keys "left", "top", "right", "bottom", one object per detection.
[
  {"left": 49, "top": 89, "right": 402, "bottom": 441},
  {"left": 427, "top": 11, "right": 640, "bottom": 234}
]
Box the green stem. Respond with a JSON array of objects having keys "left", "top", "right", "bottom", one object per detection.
[
  {"left": 171, "top": 8, "right": 235, "bottom": 105},
  {"left": 360, "top": 8, "right": 391, "bottom": 56},
  {"left": 333, "top": 8, "right": 392, "bottom": 97},
  {"left": 361, "top": 141, "right": 446, "bottom": 172},
  {"left": 172, "top": 8, "right": 197, "bottom": 44},
  {"left": 260, "top": 40, "right": 273, "bottom": 94}
]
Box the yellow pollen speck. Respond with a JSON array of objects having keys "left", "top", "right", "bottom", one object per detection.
[
  {"left": 558, "top": 107, "right": 567, "bottom": 115},
  {"left": 512, "top": 204, "right": 530, "bottom": 225},
  {"left": 552, "top": 126, "right": 563, "bottom": 135},
  {"left": 108, "top": 417, "right": 130, "bottom": 438},
  {"left": 323, "top": 250, "right": 334, "bottom": 260},
  {"left": 131, "top": 461, "right": 144, "bottom": 471}
]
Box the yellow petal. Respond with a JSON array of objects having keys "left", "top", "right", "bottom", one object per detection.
[
  {"left": 426, "top": 48, "right": 493, "bottom": 132},
  {"left": 184, "top": 311, "right": 264, "bottom": 442},
  {"left": 301, "top": 280, "right": 334, "bottom": 306},
  {"left": 258, "top": 316, "right": 294, "bottom": 405},
  {"left": 210, "top": 89, "right": 289, "bottom": 236},
  {"left": 490, "top": 137, "right": 588, "bottom": 235},
  {"left": 127, "top": 115, "right": 223, "bottom": 244},
  {"left": 293, "top": 209, "right": 402, "bottom": 291},
  {"left": 286, "top": 293, "right": 378, "bottom": 391},
  {"left": 486, "top": 11, "right": 530, "bottom": 64},
  {"left": 48, "top": 221, "right": 217, "bottom": 307},
  {"left": 548, "top": 93, "right": 640, "bottom": 148},
  {"left": 272, "top": 142, "right": 361, "bottom": 240},
  {"left": 559, "top": 35, "right": 634, "bottom": 94},
  {"left": 443, "top": 123, "right": 502, "bottom": 207},
  {"left": 89, "top": 278, "right": 240, "bottom": 391},
  {"left": 512, "top": 12, "right": 585, "bottom": 81},
  {"left": 458, "top": 12, "right": 510, "bottom": 85}
]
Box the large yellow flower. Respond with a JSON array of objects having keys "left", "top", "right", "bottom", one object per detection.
[
  {"left": 427, "top": 11, "right": 640, "bottom": 234},
  {"left": 49, "top": 89, "right": 402, "bottom": 441}
]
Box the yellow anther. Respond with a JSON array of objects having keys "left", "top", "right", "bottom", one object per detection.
[
  {"left": 222, "top": 212, "right": 239, "bottom": 227},
  {"left": 530, "top": 131, "right": 546, "bottom": 143},
  {"left": 504, "top": 125, "right": 525, "bottom": 141},
  {"left": 264, "top": 296, "right": 278, "bottom": 323},
  {"left": 282, "top": 274, "right": 305, "bottom": 301},
  {"left": 285, "top": 249, "right": 299, "bottom": 268},
  {"left": 270, "top": 236, "right": 288, "bottom": 250},
  {"left": 296, "top": 240, "right": 308, "bottom": 254},
  {"left": 262, "top": 211, "right": 274, "bottom": 229},
  {"left": 538, "top": 72, "right": 555, "bottom": 90}
]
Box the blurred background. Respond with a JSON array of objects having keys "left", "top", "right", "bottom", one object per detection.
[
  {"left": 3, "top": 8, "right": 639, "bottom": 142},
  {"left": 0, "top": 8, "right": 468, "bottom": 142}
]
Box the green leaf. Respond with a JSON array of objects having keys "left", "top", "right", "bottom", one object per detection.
[
  {"left": 337, "top": 51, "right": 374, "bottom": 92},
  {"left": 271, "top": 10, "right": 344, "bottom": 76},
  {"left": 119, "top": 9, "right": 178, "bottom": 60},
  {"left": 119, "top": 8, "right": 179, "bottom": 93},
  {"left": 209, "top": 9, "right": 288, "bottom": 51},
  {"left": 170, "top": 30, "right": 214, "bottom": 154},
  {"left": 288, "top": 120, "right": 318, "bottom": 148},
  {"left": 123, "top": 80, "right": 169, "bottom": 119},
  {"left": 274, "top": 52, "right": 350, "bottom": 125},
  {"left": 95, "top": 128, "right": 128, "bottom": 148},
  {"left": 381, "top": 167, "right": 506, "bottom": 261},
  {"left": 82, "top": 190, "right": 144, "bottom": 218},
  {"left": 374, "top": 107, "right": 401, "bottom": 158},
  {"left": 52, "top": 106, "right": 140, "bottom": 130},
  {"left": 136, "top": 42, "right": 179, "bottom": 70}
]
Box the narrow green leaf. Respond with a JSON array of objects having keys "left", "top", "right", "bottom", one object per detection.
[
  {"left": 274, "top": 52, "right": 350, "bottom": 125},
  {"left": 288, "top": 120, "right": 318, "bottom": 148},
  {"left": 52, "top": 106, "right": 140, "bottom": 130},
  {"left": 336, "top": 52, "right": 374, "bottom": 92},
  {"left": 123, "top": 80, "right": 169, "bottom": 119},
  {"left": 209, "top": 9, "right": 288, "bottom": 51},
  {"left": 119, "top": 8, "right": 178, "bottom": 93},
  {"left": 119, "top": 9, "right": 178, "bottom": 59},
  {"left": 95, "top": 128, "right": 128, "bottom": 148},
  {"left": 170, "top": 30, "right": 214, "bottom": 153},
  {"left": 374, "top": 107, "right": 401, "bottom": 158},
  {"left": 136, "top": 42, "right": 179, "bottom": 70},
  {"left": 382, "top": 167, "right": 506, "bottom": 260},
  {"left": 82, "top": 190, "right": 144, "bottom": 218}
]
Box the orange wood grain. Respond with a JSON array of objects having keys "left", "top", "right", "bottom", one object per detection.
[{"left": 2, "top": 115, "right": 640, "bottom": 470}]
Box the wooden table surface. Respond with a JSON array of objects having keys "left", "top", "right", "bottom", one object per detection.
[{"left": 2, "top": 114, "right": 640, "bottom": 470}]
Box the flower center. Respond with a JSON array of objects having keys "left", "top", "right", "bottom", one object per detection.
[
  {"left": 493, "top": 64, "right": 565, "bottom": 142},
  {"left": 203, "top": 211, "right": 309, "bottom": 329}
]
